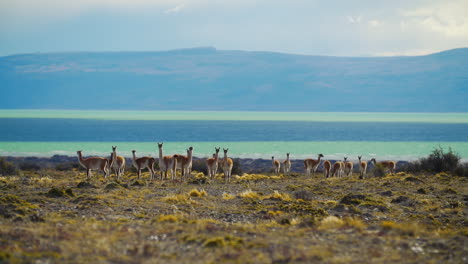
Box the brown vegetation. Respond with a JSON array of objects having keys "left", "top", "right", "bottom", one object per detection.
[{"left": 0, "top": 164, "right": 466, "bottom": 263}]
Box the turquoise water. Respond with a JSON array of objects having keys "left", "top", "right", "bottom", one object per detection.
[
  {"left": 1, "top": 110, "right": 467, "bottom": 161},
  {"left": 1, "top": 109, "right": 468, "bottom": 123},
  {"left": 1, "top": 141, "right": 467, "bottom": 161}
]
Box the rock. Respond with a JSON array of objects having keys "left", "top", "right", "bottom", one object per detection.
[
  {"left": 417, "top": 188, "right": 427, "bottom": 194},
  {"left": 104, "top": 183, "right": 123, "bottom": 190},
  {"left": 380, "top": 191, "right": 393, "bottom": 197},
  {"left": 391, "top": 196, "right": 410, "bottom": 204},
  {"left": 46, "top": 187, "right": 67, "bottom": 198},
  {"left": 340, "top": 194, "right": 366, "bottom": 205},
  {"left": 405, "top": 176, "right": 425, "bottom": 183},
  {"left": 77, "top": 181, "right": 96, "bottom": 189},
  {"left": 131, "top": 180, "right": 144, "bottom": 187}
]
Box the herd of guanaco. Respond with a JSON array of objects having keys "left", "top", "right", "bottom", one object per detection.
[
  {"left": 271, "top": 154, "right": 396, "bottom": 179},
  {"left": 77, "top": 143, "right": 234, "bottom": 182},
  {"left": 77, "top": 143, "right": 396, "bottom": 182}
]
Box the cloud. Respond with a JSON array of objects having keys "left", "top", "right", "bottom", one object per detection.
[
  {"left": 164, "top": 4, "right": 186, "bottom": 14},
  {"left": 401, "top": 0, "right": 468, "bottom": 37},
  {"left": 373, "top": 48, "right": 441, "bottom": 57},
  {"left": 347, "top": 15, "right": 362, "bottom": 24},
  {"left": 368, "top": 19, "right": 382, "bottom": 28}
]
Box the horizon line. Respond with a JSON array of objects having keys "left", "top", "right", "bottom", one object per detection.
[{"left": 2, "top": 46, "right": 467, "bottom": 59}]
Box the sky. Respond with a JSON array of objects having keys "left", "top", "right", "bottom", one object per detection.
[{"left": 0, "top": 0, "right": 467, "bottom": 57}]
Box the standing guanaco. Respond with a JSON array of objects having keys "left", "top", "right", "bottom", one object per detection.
[
  {"left": 132, "top": 150, "right": 156, "bottom": 180},
  {"left": 283, "top": 153, "right": 291, "bottom": 176},
  {"left": 206, "top": 147, "right": 220, "bottom": 179},
  {"left": 272, "top": 156, "right": 281, "bottom": 176},
  {"left": 358, "top": 156, "right": 368, "bottom": 179},
  {"left": 77, "top": 150, "right": 109, "bottom": 180},
  {"left": 343, "top": 157, "right": 354, "bottom": 177},
  {"left": 304, "top": 154, "right": 324, "bottom": 177},
  {"left": 222, "top": 148, "right": 233, "bottom": 183}
]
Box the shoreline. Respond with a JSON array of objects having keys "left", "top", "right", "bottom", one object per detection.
[{"left": 1, "top": 155, "right": 410, "bottom": 174}]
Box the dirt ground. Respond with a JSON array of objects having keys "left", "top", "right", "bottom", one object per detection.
[{"left": 0, "top": 168, "right": 467, "bottom": 263}]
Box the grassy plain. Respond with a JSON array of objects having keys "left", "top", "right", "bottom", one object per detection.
[{"left": 0, "top": 169, "right": 466, "bottom": 263}]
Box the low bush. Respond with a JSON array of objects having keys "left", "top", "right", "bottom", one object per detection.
[
  {"left": 231, "top": 158, "right": 243, "bottom": 175},
  {"left": 0, "top": 158, "right": 17, "bottom": 176},
  {"left": 19, "top": 162, "right": 41, "bottom": 171},
  {"left": 372, "top": 163, "right": 386, "bottom": 177},
  {"left": 191, "top": 159, "right": 208, "bottom": 174},
  {"left": 420, "top": 147, "right": 460, "bottom": 173},
  {"left": 400, "top": 147, "right": 464, "bottom": 176},
  {"left": 55, "top": 162, "right": 79, "bottom": 171}
]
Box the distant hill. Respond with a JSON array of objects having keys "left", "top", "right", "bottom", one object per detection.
[{"left": 1, "top": 47, "right": 467, "bottom": 112}]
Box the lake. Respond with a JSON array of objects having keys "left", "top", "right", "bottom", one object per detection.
[{"left": 0, "top": 110, "right": 467, "bottom": 161}]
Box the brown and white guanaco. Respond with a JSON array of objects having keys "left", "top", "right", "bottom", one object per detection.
[
  {"left": 131, "top": 150, "right": 156, "bottom": 180},
  {"left": 304, "top": 154, "right": 324, "bottom": 177},
  {"left": 77, "top": 150, "right": 109, "bottom": 180}
]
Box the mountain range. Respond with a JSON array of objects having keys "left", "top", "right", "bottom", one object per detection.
[{"left": 1, "top": 47, "right": 467, "bottom": 112}]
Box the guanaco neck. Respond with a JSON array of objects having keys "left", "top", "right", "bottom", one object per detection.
[
  {"left": 158, "top": 146, "right": 163, "bottom": 160},
  {"left": 132, "top": 152, "right": 139, "bottom": 168},
  {"left": 77, "top": 151, "right": 85, "bottom": 166},
  {"left": 187, "top": 148, "right": 193, "bottom": 160}
]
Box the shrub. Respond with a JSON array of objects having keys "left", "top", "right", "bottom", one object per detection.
[
  {"left": 19, "top": 162, "right": 41, "bottom": 171},
  {"left": 419, "top": 147, "right": 460, "bottom": 173},
  {"left": 399, "top": 147, "right": 463, "bottom": 175},
  {"left": 293, "top": 190, "right": 314, "bottom": 201},
  {"left": 55, "top": 162, "right": 79, "bottom": 171},
  {"left": 188, "top": 188, "right": 207, "bottom": 197},
  {"left": 453, "top": 165, "right": 468, "bottom": 177},
  {"left": 0, "top": 158, "right": 17, "bottom": 176},
  {"left": 231, "top": 158, "right": 243, "bottom": 175},
  {"left": 372, "top": 163, "right": 386, "bottom": 177},
  {"left": 191, "top": 159, "right": 208, "bottom": 174}
]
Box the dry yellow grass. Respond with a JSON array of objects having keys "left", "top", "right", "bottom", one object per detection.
[{"left": 0, "top": 168, "right": 465, "bottom": 263}]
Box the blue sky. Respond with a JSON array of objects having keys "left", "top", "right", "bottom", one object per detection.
[{"left": 1, "top": 0, "right": 467, "bottom": 57}]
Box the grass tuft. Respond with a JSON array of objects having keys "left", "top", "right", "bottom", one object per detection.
[
  {"left": 238, "top": 189, "right": 261, "bottom": 199},
  {"left": 319, "top": 216, "right": 345, "bottom": 230},
  {"left": 222, "top": 192, "right": 235, "bottom": 200},
  {"left": 188, "top": 188, "right": 207, "bottom": 197}
]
